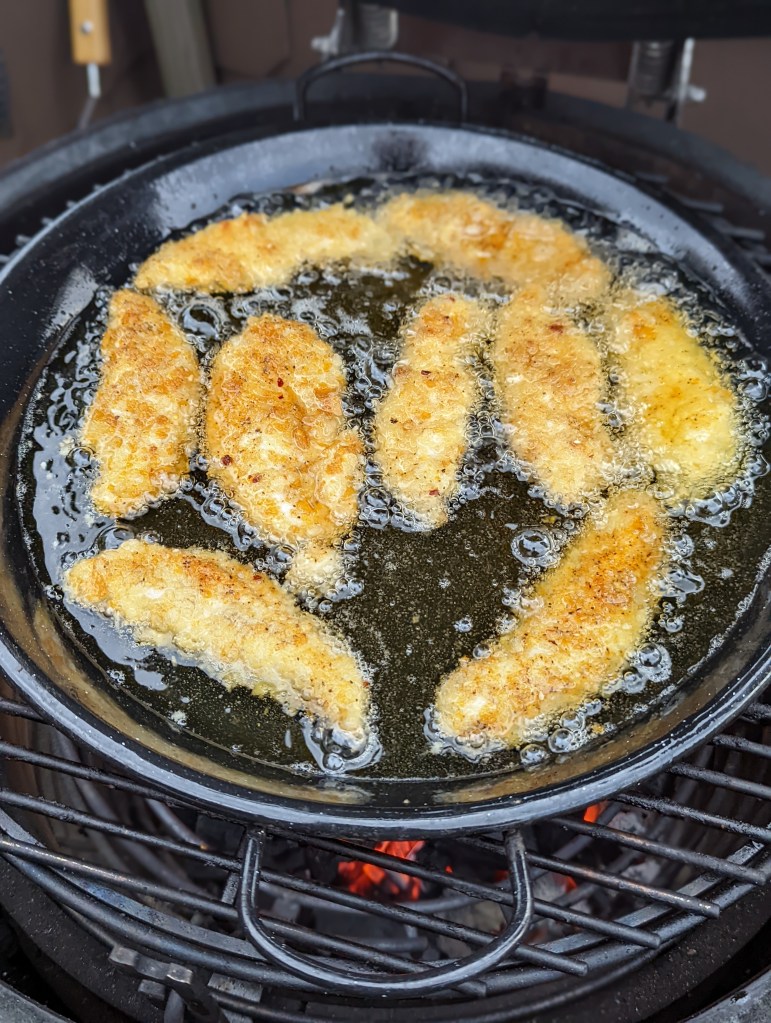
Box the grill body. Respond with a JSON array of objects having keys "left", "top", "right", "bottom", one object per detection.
[{"left": 0, "top": 74, "right": 769, "bottom": 1021}]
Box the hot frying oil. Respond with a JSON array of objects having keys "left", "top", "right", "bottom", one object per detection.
[{"left": 17, "top": 175, "right": 771, "bottom": 781}]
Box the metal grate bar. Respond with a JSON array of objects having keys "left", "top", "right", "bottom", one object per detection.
[
  {"left": 0, "top": 790, "right": 218, "bottom": 862},
  {"left": 711, "top": 734, "right": 771, "bottom": 759},
  {"left": 258, "top": 865, "right": 587, "bottom": 975},
  {"left": 0, "top": 698, "right": 44, "bottom": 722},
  {"left": 0, "top": 787, "right": 574, "bottom": 966},
  {"left": 526, "top": 852, "right": 720, "bottom": 918},
  {"left": 617, "top": 792, "right": 771, "bottom": 844},
  {"left": 550, "top": 816, "right": 766, "bottom": 884},
  {"left": 0, "top": 795, "right": 585, "bottom": 976},
  {"left": 269, "top": 830, "right": 661, "bottom": 949},
  {"left": 740, "top": 704, "right": 771, "bottom": 722},
  {"left": 460, "top": 837, "right": 720, "bottom": 917},
  {"left": 668, "top": 762, "right": 771, "bottom": 801},
  {"left": 0, "top": 833, "right": 486, "bottom": 994},
  {"left": 0, "top": 740, "right": 189, "bottom": 804}
]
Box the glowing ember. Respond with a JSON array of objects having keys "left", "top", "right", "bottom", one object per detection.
[
  {"left": 583, "top": 801, "right": 608, "bottom": 823},
  {"left": 338, "top": 840, "right": 425, "bottom": 901}
]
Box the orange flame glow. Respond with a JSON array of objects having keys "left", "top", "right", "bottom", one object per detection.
[
  {"left": 338, "top": 840, "right": 426, "bottom": 901},
  {"left": 583, "top": 801, "right": 608, "bottom": 823}
]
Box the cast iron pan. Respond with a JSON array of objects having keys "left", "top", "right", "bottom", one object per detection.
[
  {"left": 1, "top": 115, "right": 771, "bottom": 831},
  {"left": 1, "top": 57, "right": 771, "bottom": 997}
]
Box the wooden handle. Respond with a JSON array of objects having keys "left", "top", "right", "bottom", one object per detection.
[{"left": 69, "top": 0, "right": 111, "bottom": 66}]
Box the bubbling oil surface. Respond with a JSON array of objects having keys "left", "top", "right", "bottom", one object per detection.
[{"left": 17, "top": 174, "right": 771, "bottom": 781}]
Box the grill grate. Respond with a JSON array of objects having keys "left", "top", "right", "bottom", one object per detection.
[
  {"left": 0, "top": 688, "right": 770, "bottom": 1018},
  {"left": 0, "top": 83, "right": 770, "bottom": 1019}
]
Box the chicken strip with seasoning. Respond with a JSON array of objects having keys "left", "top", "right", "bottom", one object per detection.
[
  {"left": 134, "top": 204, "right": 397, "bottom": 293},
  {"left": 63, "top": 541, "right": 371, "bottom": 743},
  {"left": 493, "top": 286, "right": 615, "bottom": 506},
  {"left": 205, "top": 314, "right": 364, "bottom": 592},
  {"left": 609, "top": 292, "right": 743, "bottom": 502},
  {"left": 81, "top": 290, "right": 201, "bottom": 519},
  {"left": 372, "top": 294, "right": 490, "bottom": 528},
  {"left": 434, "top": 490, "right": 666, "bottom": 750},
  {"left": 378, "top": 190, "right": 610, "bottom": 304}
]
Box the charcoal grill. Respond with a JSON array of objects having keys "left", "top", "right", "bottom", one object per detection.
[{"left": 1, "top": 60, "right": 771, "bottom": 1023}]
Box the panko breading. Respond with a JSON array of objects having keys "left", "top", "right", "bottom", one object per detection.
[
  {"left": 378, "top": 190, "right": 610, "bottom": 304},
  {"left": 372, "top": 294, "right": 490, "bottom": 528},
  {"left": 63, "top": 541, "right": 371, "bottom": 741},
  {"left": 434, "top": 490, "right": 666, "bottom": 749},
  {"left": 81, "top": 290, "right": 201, "bottom": 518},
  {"left": 493, "top": 287, "right": 615, "bottom": 505},
  {"left": 379, "top": 191, "right": 510, "bottom": 280},
  {"left": 205, "top": 314, "right": 364, "bottom": 591},
  {"left": 134, "top": 204, "right": 397, "bottom": 293},
  {"left": 609, "top": 292, "right": 742, "bottom": 501}
]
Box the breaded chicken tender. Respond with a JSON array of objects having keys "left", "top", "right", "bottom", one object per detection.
[
  {"left": 81, "top": 290, "right": 201, "bottom": 518},
  {"left": 434, "top": 490, "right": 666, "bottom": 750},
  {"left": 205, "top": 314, "right": 364, "bottom": 592},
  {"left": 493, "top": 287, "right": 615, "bottom": 505},
  {"left": 379, "top": 190, "right": 610, "bottom": 304},
  {"left": 372, "top": 294, "right": 490, "bottom": 528},
  {"left": 609, "top": 292, "right": 742, "bottom": 501},
  {"left": 63, "top": 541, "right": 371, "bottom": 741},
  {"left": 134, "top": 204, "right": 397, "bottom": 293}
]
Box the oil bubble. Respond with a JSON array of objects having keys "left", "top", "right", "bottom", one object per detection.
[{"left": 509, "top": 526, "right": 559, "bottom": 569}]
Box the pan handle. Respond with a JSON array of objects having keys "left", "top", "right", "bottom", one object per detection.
[
  {"left": 294, "top": 50, "right": 469, "bottom": 122},
  {"left": 238, "top": 827, "right": 532, "bottom": 999}
]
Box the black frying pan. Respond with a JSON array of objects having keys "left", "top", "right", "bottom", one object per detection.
[
  {"left": 1, "top": 111, "right": 771, "bottom": 842},
  {"left": 2, "top": 86, "right": 771, "bottom": 995}
]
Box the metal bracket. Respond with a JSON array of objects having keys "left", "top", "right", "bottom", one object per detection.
[
  {"left": 627, "top": 39, "right": 706, "bottom": 125},
  {"left": 109, "top": 946, "right": 227, "bottom": 1023},
  {"left": 312, "top": 1, "right": 399, "bottom": 59}
]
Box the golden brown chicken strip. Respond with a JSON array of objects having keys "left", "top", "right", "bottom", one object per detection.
[
  {"left": 134, "top": 204, "right": 397, "bottom": 293},
  {"left": 609, "top": 292, "right": 742, "bottom": 502},
  {"left": 379, "top": 190, "right": 610, "bottom": 304},
  {"left": 205, "top": 314, "right": 364, "bottom": 592},
  {"left": 372, "top": 294, "right": 490, "bottom": 528},
  {"left": 81, "top": 290, "right": 201, "bottom": 518},
  {"left": 63, "top": 541, "right": 371, "bottom": 742},
  {"left": 434, "top": 490, "right": 666, "bottom": 750},
  {"left": 493, "top": 286, "right": 615, "bottom": 505}
]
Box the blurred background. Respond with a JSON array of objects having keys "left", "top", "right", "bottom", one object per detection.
[{"left": 1, "top": 0, "right": 771, "bottom": 174}]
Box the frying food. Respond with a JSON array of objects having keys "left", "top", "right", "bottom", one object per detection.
[
  {"left": 134, "top": 204, "right": 397, "bottom": 293},
  {"left": 81, "top": 290, "right": 201, "bottom": 518},
  {"left": 63, "top": 541, "right": 371, "bottom": 742},
  {"left": 609, "top": 292, "right": 742, "bottom": 501},
  {"left": 493, "top": 286, "right": 615, "bottom": 505},
  {"left": 433, "top": 490, "right": 666, "bottom": 749},
  {"left": 379, "top": 190, "right": 610, "bottom": 303},
  {"left": 372, "top": 293, "right": 490, "bottom": 528},
  {"left": 205, "top": 313, "right": 364, "bottom": 592}
]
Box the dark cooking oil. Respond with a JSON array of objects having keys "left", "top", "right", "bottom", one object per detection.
[{"left": 16, "top": 174, "right": 771, "bottom": 782}]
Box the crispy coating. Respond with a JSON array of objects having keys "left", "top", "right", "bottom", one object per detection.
[
  {"left": 609, "top": 292, "right": 742, "bottom": 501},
  {"left": 379, "top": 190, "right": 610, "bottom": 304},
  {"left": 205, "top": 314, "right": 364, "bottom": 590},
  {"left": 372, "top": 294, "right": 490, "bottom": 528},
  {"left": 434, "top": 490, "right": 666, "bottom": 749},
  {"left": 493, "top": 287, "right": 615, "bottom": 505},
  {"left": 81, "top": 290, "right": 201, "bottom": 518},
  {"left": 63, "top": 541, "right": 371, "bottom": 740},
  {"left": 134, "top": 205, "right": 397, "bottom": 293}
]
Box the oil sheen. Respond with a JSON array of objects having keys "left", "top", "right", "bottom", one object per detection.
[{"left": 17, "top": 174, "right": 771, "bottom": 781}]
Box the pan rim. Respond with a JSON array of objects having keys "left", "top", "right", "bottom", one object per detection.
[{"left": 2, "top": 119, "right": 771, "bottom": 837}]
